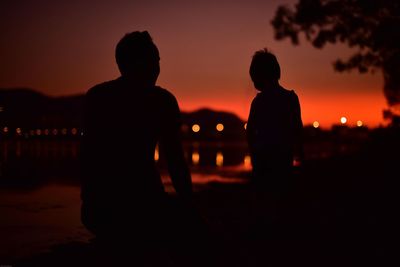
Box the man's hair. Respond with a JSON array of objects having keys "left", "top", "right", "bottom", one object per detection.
[
  {"left": 249, "top": 48, "right": 281, "bottom": 82},
  {"left": 115, "top": 31, "right": 159, "bottom": 75}
]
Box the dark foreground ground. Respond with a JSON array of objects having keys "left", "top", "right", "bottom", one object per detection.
[{"left": 6, "top": 130, "right": 399, "bottom": 266}]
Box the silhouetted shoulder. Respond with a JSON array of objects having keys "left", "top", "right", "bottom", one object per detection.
[
  {"left": 280, "top": 87, "right": 297, "bottom": 97},
  {"left": 287, "top": 89, "right": 300, "bottom": 104},
  {"left": 152, "top": 86, "right": 181, "bottom": 117},
  {"left": 252, "top": 87, "right": 296, "bottom": 104},
  {"left": 86, "top": 80, "right": 118, "bottom": 99},
  {"left": 282, "top": 89, "right": 301, "bottom": 111},
  {"left": 153, "top": 86, "right": 179, "bottom": 103},
  {"left": 278, "top": 87, "right": 300, "bottom": 104},
  {"left": 286, "top": 88, "right": 298, "bottom": 96}
]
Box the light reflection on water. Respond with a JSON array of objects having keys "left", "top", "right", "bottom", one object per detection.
[
  {"left": 0, "top": 140, "right": 250, "bottom": 261},
  {"left": 0, "top": 140, "right": 251, "bottom": 191},
  {"left": 0, "top": 138, "right": 339, "bottom": 191},
  {"left": 191, "top": 151, "right": 200, "bottom": 165},
  {"left": 1, "top": 140, "right": 248, "bottom": 166},
  {"left": 0, "top": 138, "right": 344, "bottom": 191},
  {"left": 0, "top": 140, "right": 250, "bottom": 260}
]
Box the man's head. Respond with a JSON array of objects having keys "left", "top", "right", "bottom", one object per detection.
[
  {"left": 115, "top": 31, "right": 160, "bottom": 85},
  {"left": 249, "top": 49, "right": 281, "bottom": 91}
]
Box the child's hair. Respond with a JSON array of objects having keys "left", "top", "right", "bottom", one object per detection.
[{"left": 249, "top": 48, "right": 281, "bottom": 83}]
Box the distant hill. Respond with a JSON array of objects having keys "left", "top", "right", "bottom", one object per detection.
[
  {"left": 181, "top": 108, "right": 245, "bottom": 140},
  {"left": 0, "top": 88, "right": 84, "bottom": 130},
  {"left": 0, "top": 88, "right": 245, "bottom": 140}
]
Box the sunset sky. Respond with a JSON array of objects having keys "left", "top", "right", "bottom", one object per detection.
[{"left": 0, "top": 0, "right": 386, "bottom": 128}]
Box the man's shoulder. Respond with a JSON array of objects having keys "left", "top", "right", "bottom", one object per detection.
[
  {"left": 153, "top": 86, "right": 178, "bottom": 103},
  {"left": 86, "top": 79, "right": 119, "bottom": 98}
]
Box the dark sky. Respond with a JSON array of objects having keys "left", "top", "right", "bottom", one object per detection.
[{"left": 0, "top": 0, "right": 384, "bottom": 127}]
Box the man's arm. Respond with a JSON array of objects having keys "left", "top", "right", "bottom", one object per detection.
[
  {"left": 159, "top": 94, "right": 193, "bottom": 200},
  {"left": 80, "top": 87, "right": 101, "bottom": 201}
]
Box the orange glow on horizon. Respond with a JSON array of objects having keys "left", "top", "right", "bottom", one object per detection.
[{"left": 178, "top": 90, "right": 386, "bottom": 128}]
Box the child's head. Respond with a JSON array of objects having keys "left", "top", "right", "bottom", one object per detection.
[{"left": 249, "top": 49, "right": 281, "bottom": 91}]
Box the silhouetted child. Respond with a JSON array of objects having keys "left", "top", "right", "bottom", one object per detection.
[{"left": 246, "top": 49, "right": 303, "bottom": 232}]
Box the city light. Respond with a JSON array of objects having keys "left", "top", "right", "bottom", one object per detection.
[
  {"left": 216, "top": 123, "right": 224, "bottom": 132},
  {"left": 61, "top": 128, "right": 67, "bottom": 135},
  {"left": 3, "top": 127, "right": 8, "bottom": 133},
  {"left": 293, "top": 158, "right": 301, "bottom": 167},
  {"left": 36, "top": 129, "right": 42, "bottom": 136},
  {"left": 16, "top": 128, "right": 22, "bottom": 135},
  {"left": 192, "top": 124, "right": 200, "bottom": 133},
  {"left": 52, "top": 129, "right": 58, "bottom": 135},
  {"left": 44, "top": 129, "right": 49, "bottom": 135},
  {"left": 313, "top": 121, "right": 320, "bottom": 128},
  {"left": 0, "top": 106, "right": 4, "bottom": 112},
  {"left": 71, "top": 128, "right": 78, "bottom": 135},
  {"left": 356, "top": 120, "right": 363, "bottom": 127},
  {"left": 244, "top": 123, "right": 247, "bottom": 130},
  {"left": 181, "top": 124, "right": 189, "bottom": 133},
  {"left": 340, "top": 116, "right": 347, "bottom": 124}
]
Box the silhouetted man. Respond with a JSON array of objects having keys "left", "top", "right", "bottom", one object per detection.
[{"left": 80, "top": 31, "right": 193, "bottom": 242}]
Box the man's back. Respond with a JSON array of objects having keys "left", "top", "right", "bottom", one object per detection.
[{"left": 81, "top": 77, "right": 191, "bottom": 236}]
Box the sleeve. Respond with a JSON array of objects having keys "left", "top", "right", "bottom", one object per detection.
[
  {"left": 246, "top": 97, "right": 257, "bottom": 156},
  {"left": 159, "top": 93, "right": 193, "bottom": 200},
  {"left": 291, "top": 91, "right": 305, "bottom": 161}
]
